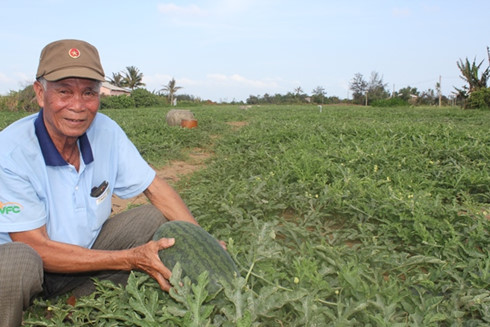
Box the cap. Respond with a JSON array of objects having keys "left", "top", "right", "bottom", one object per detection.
[{"left": 36, "top": 39, "right": 105, "bottom": 82}]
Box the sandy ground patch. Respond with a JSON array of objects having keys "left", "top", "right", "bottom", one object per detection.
[{"left": 111, "top": 148, "right": 212, "bottom": 215}]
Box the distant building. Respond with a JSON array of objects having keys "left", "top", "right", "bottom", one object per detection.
[{"left": 100, "top": 82, "right": 131, "bottom": 96}]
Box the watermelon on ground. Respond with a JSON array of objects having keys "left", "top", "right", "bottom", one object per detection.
[{"left": 153, "top": 221, "right": 239, "bottom": 293}]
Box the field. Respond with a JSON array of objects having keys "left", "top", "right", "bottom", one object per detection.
[{"left": 1, "top": 105, "right": 488, "bottom": 326}]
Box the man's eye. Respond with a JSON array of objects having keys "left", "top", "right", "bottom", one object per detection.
[{"left": 84, "top": 91, "right": 97, "bottom": 97}]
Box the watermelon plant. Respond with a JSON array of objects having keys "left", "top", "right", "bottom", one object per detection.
[{"left": 10, "top": 105, "right": 490, "bottom": 325}]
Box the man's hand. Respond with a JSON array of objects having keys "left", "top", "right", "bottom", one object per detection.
[{"left": 127, "top": 238, "right": 175, "bottom": 292}]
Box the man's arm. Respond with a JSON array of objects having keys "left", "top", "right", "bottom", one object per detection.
[
  {"left": 144, "top": 175, "right": 199, "bottom": 225},
  {"left": 10, "top": 225, "right": 176, "bottom": 291}
]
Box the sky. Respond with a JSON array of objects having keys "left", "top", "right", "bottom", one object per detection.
[{"left": 0, "top": 0, "right": 489, "bottom": 102}]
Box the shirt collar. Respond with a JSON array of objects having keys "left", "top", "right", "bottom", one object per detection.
[{"left": 34, "top": 109, "right": 94, "bottom": 166}]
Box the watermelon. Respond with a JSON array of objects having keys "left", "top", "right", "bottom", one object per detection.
[{"left": 153, "top": 221, "right": 238, "bottom": 293}]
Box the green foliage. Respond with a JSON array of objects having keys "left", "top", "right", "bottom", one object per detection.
[
  {"left": 457, "top": 57, "right": 489, "bottom": 93},
  {"left": 0, "top": 84, "right": 38, "bottom": 111},
  {"left": 396, "top": 86, "right": 419, "bottom": 102},
  {"left": 121, "top": 66, "right": 146, "bottom": 90},
  {"left": 131, "top": 88, "right": 164, "bottom": 108},
  {"left": 16, "top": 105, "right": 490, "bottom": 325},
  {"left": 366, "top": 71, "right": 390, "bottom": 104},
  {"left": 350, "top": 71, "right": 390, "bottom": 105},
  {"left": 349, "top": 73, "right": 368, "bottom": 104},
  {"left": 161, "top": 78, "right": 183, "bottom": 105},
  {"left": 86, "top": 89, "right": 186, "bottom": 110},
  {"left": 100, "top": 94, "right": 135, "bottom": 109},
  {"left": 246, "top": 92, "right": 344, "bottom": 105},
  {"left": 371, "top": 97, "right": 409, "bottom": 107},
  {"left": 467, "top": 87, "right": 490, "bottom": 109},
  {"left": 0, "top": 110, "right": 33, "bottom": 129},
  {"left": 102, "top": 107, "right": 224, "bottom": 167}
]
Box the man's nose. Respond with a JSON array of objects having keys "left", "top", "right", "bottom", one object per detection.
[{"left": 69, "top": 93, "right": 86, "bottom": 111}]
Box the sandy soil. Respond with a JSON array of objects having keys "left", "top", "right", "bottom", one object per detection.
[{"left": 110, "top": 148, "right": 212, "bottom": 215}]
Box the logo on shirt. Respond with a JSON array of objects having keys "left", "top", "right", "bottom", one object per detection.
[{"left": 0, "top": 202, "right": 23, "bottom": 215}]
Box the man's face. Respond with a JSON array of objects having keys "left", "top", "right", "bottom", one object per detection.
[{"left": 34, "top": 78, "right": 100, "bottom": 141}]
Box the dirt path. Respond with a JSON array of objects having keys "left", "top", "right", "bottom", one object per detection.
[
  {"left": 111, "top": 121, "right": 248, "bottom": 215},
  {"left": 111, "top": 148, "right": 212, "bottom": 215}
]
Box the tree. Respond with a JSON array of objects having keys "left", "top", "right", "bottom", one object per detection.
[
  {"left": 366, "top": 71, "right": 389, "bottom": 104},
  {"left": 454, "top": 47, "right": 490, "bottom": 108},
  {"left": 160, "top": 78, "right": 183, "bottom": 106},
  {"left": 122, "top": 66, "right": 145, "bottom": 90},
  {"left": 108, "top": 72, "right": 124, "bottom": 87},
  {"left": 312, "top": 86, "right": 326, "bottom": 104},
  {"left": 396, "top": 86, "right": 419, "bottom": 102},
  {"left": 0, "top": 83, "right": 37, "bottom": 111},
  {"left": 418, "top": 88, "right": 437, "bottom": 106},
  {"left": 456, "top": 57, "right": 489, "bottom": 93},
  {"left": 294, "top": 86, "right": 304, "bottom": 96},
  {"left": 349, "top": 73, "right": 368, "bottom": 105}
]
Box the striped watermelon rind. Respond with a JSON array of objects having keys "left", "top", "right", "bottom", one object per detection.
[{"left": 152, "top": 221, "right": 238, "bottom": 293}]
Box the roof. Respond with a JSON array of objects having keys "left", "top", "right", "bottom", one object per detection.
[{"left": 101, "top": 82, "right": 130, "bottom": 93}]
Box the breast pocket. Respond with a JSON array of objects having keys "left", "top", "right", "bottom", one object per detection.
[{"left": 93, "top": 183, "right": 112, "bottom": 228}]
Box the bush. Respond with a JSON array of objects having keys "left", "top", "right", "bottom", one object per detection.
[
  {"left": 100, "top": 95, "right": 135, "bottom": 109},
  {"left": 371, "top": 97, "right": 409, "bottom": 107},
  {"left": 131, "top": 88, "right": 164, "bottom": 108},
  {"left": 0, "top": 85, "right": 38, "bottom": 112},
  {"left": 0, "top": 94, "right": 18, "bottom": 111},
  {"left": 467, "top": 88, "right": 490, "bottom": 110}
]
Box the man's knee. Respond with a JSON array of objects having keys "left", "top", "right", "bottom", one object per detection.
[
  {"left": 134, "top": 204, "right": 168, "bottom": 227},
  {"left": 93, "top": 204, "right": 168, "bottom": 250},
  {"left": 0, "top": 242, "right": 44, "bottom": 311},
  {"left": 0, "top": 242, "right": 43, "bottom": 281}
]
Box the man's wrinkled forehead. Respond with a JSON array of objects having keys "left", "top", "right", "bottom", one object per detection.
[{"left": 42, "top": 77, "right": 102, "bottom": 91}]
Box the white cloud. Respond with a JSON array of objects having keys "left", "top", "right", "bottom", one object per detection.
[{"left": 207, "top": 73, "right": 227, "bottom": 82}]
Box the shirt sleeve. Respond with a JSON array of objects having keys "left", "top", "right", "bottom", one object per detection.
[
  {"left": 112, "top": 124, "right": 156, "bottom": 199},
  {"left": 0, "top": 158, "right": 47, "bottom": 234}
]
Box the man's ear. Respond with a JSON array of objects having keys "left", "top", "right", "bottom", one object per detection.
[{"left": 33, "top": 81, "right": 45, "bottom": 108}]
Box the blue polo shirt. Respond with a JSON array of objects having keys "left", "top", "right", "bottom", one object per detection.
[{"left": 0, "top": 110, "right": 156, "bottom": 248}]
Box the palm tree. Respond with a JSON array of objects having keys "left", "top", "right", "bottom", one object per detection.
[
  {"left": 294, "top": 86, "right": 304, "bottom": 96},
  {"left": 122, "top": 66, "right": 145, "bottom": 90},
  {"left": 160, "top": 78, "right": 183, "bottom": 106},
  {"left": 107, "top": 72, "right": 124, "bottom": 87}
]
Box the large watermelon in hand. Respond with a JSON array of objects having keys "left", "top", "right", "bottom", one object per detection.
[{"left": 153, "top": 221, "right": 238, "bottom": 293}]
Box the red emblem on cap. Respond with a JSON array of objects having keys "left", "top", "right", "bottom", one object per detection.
[{"left": 68, "top": 48, "right": 80, "bottom": 59}]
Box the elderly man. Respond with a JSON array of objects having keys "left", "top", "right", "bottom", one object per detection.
[{"left": 0, "top": 39, "right": 198, "bottom": 326}]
